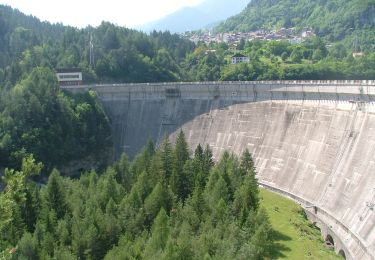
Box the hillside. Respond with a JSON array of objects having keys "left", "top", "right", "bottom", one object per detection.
[
  {"left": 0, "top": 5, "right": 196, "bottom": 172},
  {"left": 0, "top": 5, "right": 66, "bottom": 68},
  {"left": 139, "top": 0, "right": 249, "bottom": 33},
  {"left": 215, "top": 0, "right": 375, "bottom": 50},
  {"left": 0, "top": 5, "right": 196, "bottom": 86}
]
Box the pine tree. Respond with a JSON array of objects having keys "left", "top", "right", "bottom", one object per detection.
[
  {"left": 192, "top": 144, "right": 204, "bottom": 188},
  {"left": 216, "top": 151, "right": 234, "bottom": 200},
  {"left": 160, "top": 136, "right": 174, "bottom": 182},
  {"left": 251, "top": 208, "right": 273, "bottom": 260},
  {"left": 190, "top": 186, "right": 206, "bottom": 219},
  {"left": 192, "top": 144, "right": 214, "bottom": 189},
  {"left": 45, "top": 169, "right": 67, "bottom": 219},
  {"left": 22, "top": 185, "right": 39, "bottom": 233},
  {"left": 170, "top": 131, "right": 191, "bottom": 200},
  {"left": 113, "top": 153, "right": 132, "bottom": 192},
  {"left": 0, "top": 155, "right": 42, "bottom": 245},
  {"left": 240, "top": 149, "right": 255, "bottom": 174},
  {"left": 233, "top": 172, "right": 260, "bottom": 225},
  {"left": 146, "top": 208, "right": 170, "bottom": 254},
  {"left": 144, "top": 183, "right": 172, "bottom": 227},
  {"left": 97, "top": 168, "right": 123, "bottom": 211},
  {"left": 174, "top": 131, "right": 189, "bottom": 173},
  {"left": 194, "top": 144, "right": 204, "bottom": 167},
  {"left": 131, "top": 138, "right": 155, "bottom": 176},
  {"left": 170, "top": 170, "right": 181, "bottom": 198},
  {"left": 203, "top": 145, "right": 214, "bottom": 174},
  {"left": 164, "top": 220, "right": 194, "bottom": 260},
  {"left": 56, "top": 218, "right": 71, "bottom": 246},
  {"left": 17, "top": 232, "right": 38, "bottom": 260}
]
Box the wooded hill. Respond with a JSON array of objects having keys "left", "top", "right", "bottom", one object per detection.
[
  {"left": 0, "top": 5, "right": 195, "bottom": 86},
  {"left": 215, "top": 0, "right": 375, "bottom": 51}
]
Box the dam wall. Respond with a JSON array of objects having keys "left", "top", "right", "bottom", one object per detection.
[{"left": 63, "top": 80, "right": 375, "bottom": 260}]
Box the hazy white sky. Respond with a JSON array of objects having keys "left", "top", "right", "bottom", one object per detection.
[{"left": 0, "top": 0, "right": 205, "bottom": 28}]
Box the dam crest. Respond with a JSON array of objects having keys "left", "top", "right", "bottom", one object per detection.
[{"left": 64, "top": 80, "right": 375, "bottom": 260}]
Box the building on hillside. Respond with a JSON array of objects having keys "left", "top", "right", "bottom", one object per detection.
[
  {"left": 301, "top": 29, "right": 315, "bottom": 38},
  {"left": 56, "top": 68, "right": 82, "bottom": 86},
  {"left": 288, "top": 37, "right": 302, "bottom": 45},
  {"left": 352, "top": 52, "right": 364, "bottom": 58},
  {"left": 231, "top": 53, "right": 250, "bottom": 64}
]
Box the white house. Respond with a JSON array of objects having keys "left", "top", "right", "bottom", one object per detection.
[
  {"left": 231, "top": 53, "right": 250, "bottom": 64},
  {"left": 56, "top": 68, "right": 82, "bottom": 86}
]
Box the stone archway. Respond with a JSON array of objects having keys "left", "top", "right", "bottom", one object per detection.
[
  {"left": 338, "top": 249, "right": 346, "bottom": 259},
  {"left": 325, "top": 234, "right": 335, "bottom": 249}
]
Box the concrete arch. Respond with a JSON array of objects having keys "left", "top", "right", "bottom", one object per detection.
[
  {"left": 325, "top": 234, "right": 335, "bottom": 248},
  {"left": 339, "top": 249, "right": 347, "bottom": 259}
]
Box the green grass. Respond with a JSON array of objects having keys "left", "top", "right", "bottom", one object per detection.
[{"left": 260, "top": 188, "right": 342, "bottom": 260}]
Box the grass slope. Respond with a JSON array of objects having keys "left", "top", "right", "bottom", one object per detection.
[{"left": 260, "top": 188, "right": 342, "bottom": 259}]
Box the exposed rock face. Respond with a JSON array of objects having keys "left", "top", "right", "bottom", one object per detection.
[{"left": 64, "top": 80, "right": 375, "bottom": 260}]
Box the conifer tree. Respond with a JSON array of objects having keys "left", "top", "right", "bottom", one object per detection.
[
  {"left": 0, "top": 155, "right": 42, "bottom": 244},
  {"left": 144, "top": 183, "right": 172, "bottom": 227},
  {"left": 170, "top": 131, "right": 191, "bottom": 200},
  {"left": 45, "top": 169, "right": 67, "bottom": 219},
  {"left": 216, "top": 151, "right": 234, "bottom": 199},
  {"left": 113, "top": 153, "right": 132, "bottom": 192},
  {"left": 251, "top": 208, "right": 273, "bottom": 260},
  {"left": 190, "top": 185, "right": 206, "bottom": 220},
  {"left": 17, "top": 232, "right": 38, "bottom": 260},
  {"left": 164, "top": 220, "right": 194, "bottom": 260},
  {"left": 146, "top": 208, "right": 170, "bottom": 254},
  {"left": 192, "top": 144, "right": 214, "bottom": 189},
  {"left": 192, "top": 144, "right": 205, "bottom": 188},
  {"left": 173, "top": 131, "right": 189, "bottom": 173},
  {"left": 22, "top": 185, "right": 40, "bottom": 233},
  {"left": 170, "top": 170, "right": 181, "bottom": 198},
  {"left": 194, "top": 144, "right": 204, "bottom": 168},
  {"left": 160, "top": 136, "right": 174, "bottom": 181},
  {"left": 131, "top": 138, "right": 155, "bottom": 177},
  {"left": 233, "top": 173, "right": 260, "bottom": 225},
  {"left": 240, "top": 149, "right": 255, "bottom": 174},
  {"left": 203, "top": 144, "right": 214, "bottom": 174}
]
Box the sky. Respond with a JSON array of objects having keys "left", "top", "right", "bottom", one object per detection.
[{"left": 0, "top": 0, "right": 205, "bottom": 28}]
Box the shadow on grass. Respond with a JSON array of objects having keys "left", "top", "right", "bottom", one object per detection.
[{"left": 268, "top": 229, "right": 292, "bottom": 259}]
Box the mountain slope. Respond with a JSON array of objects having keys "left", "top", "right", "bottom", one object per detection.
[
  {"left": 215, "top": 0, "right": 375, "bottom": 48},
  {"left": 139, "top": 0, "right": 249, "bottom": 33}
]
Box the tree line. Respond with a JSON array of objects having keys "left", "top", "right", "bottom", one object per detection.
[{"left": 1, "top": 132, "right": 274, "bottom": 259}]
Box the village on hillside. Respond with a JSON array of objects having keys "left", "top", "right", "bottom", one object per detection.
[{"left": 183, "top": 27, "right": 316, "bottom": 45}]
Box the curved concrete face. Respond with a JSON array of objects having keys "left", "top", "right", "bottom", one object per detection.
[{"left": 63, "top": 81, "right": 375, "bottom": 260}]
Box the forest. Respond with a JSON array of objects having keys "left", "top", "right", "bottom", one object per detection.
[
  {"left": 0, "top": 67, "right": 112, "bottom": 172},
  {"left": 0, "top": 133, "right": 274, "bottom": 259}
]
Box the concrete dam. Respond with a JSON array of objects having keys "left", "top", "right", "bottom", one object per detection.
[{"left": 64, "top": 80, "right": 375, "bottom": 260}]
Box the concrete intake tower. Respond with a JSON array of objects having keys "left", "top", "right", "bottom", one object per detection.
[{"left": 65, "top": 80, "right": 375, "bottom": 260}]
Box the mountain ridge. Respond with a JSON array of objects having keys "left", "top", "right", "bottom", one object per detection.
[{"left": 138, "top": 0, "right": 249, "bottom": 33}]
